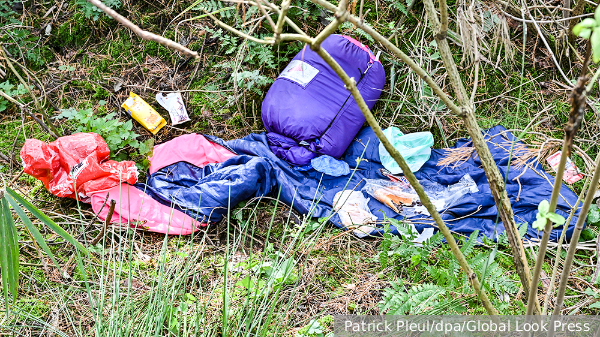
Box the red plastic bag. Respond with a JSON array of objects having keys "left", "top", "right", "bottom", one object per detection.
[{"left": 20, "top": 133, "right": 138, "bottom": 202}]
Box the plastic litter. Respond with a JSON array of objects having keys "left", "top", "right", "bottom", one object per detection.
[
  {"left": 333, "top": 190, "right": 378, "bottom": 238},
  {"left": 311, "top": 155, "right": 350, "bottom": 176},
  {"left": 362, "top": 179, "right": 420, "bottom": 213},
  {"left": 20, "top": 133, "right": 138, "bottom": 202},
  {"left": 409, "top": 174, "right": 479, "bottom": 216},
  {"left": 363, "top": 174, "right": 478, "bottom": 215},
  {"left": 156, "top": 92, "right": 191, "bottom": 126},
  {"left": 121, "top": 92, "right": 166, "bottom": 134},
  {"left": 547, "top": 151, "right": 583, "bottom": 184},
  {"left": 378, "top": 127, "right": 434, "bottom": 174}
]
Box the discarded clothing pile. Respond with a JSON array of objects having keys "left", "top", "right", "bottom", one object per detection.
[
  {"left": 19, "top": 32, "right": 583, "bottom": 241},
  {"left": 22, "top": 126, "right": 583, "bottom": 241}
]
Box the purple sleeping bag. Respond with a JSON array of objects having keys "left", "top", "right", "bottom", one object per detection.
[{"left": 262, "top": 34, "right": 386, "bottom": 166}]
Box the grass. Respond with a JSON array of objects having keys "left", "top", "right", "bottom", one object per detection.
[{"left": 2, "top": 0, "right": 600, "bottom": 334}]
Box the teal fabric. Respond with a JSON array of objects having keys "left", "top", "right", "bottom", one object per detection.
[{"left": 378, "top": 127, "right": 434, "bottom": 174}]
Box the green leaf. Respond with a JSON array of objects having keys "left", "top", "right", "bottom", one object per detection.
[
  {"left": 538, "top": 200, "right": 549, "bottom": 216},
  {"left": 5, "top": 194, "right": 60, "bottom": 269},
  {"left": 532, "top": 218, "right": 546, "bottom": 231},
  {"left": 580, "top": 28, "right": 592, "bottom": 39},
  {"left": 123, "top": 119, "right": 133, "bottom": 131},
  {"left": 0, "top": 197, "right": 19, "bottom": 305},
  {"left": 595, "top": 6, "right": 600, "bottom": 23},
  {"left": 589, "top": 205, "right": 600, "bottom": 224},
  {"left": 589, "top": 301, "right": 600, "bottom": 309},
  {"left": 574, "top": 18, "right": 597, "bottom": 34},
  {"left": 307, "top": 320, "right": 324, "bottom": 334},
  {"left": 593, "top": 28, "right": 600, "bottom": 63},
  {"left": 547, "top": 212, "right": 566, "bottom": 226},
  {"left": 5, "top": 188, "right": 88, "bottom": 255}
]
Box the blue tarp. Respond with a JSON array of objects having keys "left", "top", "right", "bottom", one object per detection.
[{"left": 138, "top": 125, "right": 583, "bottom": 242}]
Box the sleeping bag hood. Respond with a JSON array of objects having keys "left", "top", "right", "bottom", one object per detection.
[{"left": 261, "top": 34, "right": 386, "bottom": 166}]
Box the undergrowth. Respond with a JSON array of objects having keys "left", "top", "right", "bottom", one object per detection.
[{"left": 1, "top": 0, "right": 600, "bottom": 335}]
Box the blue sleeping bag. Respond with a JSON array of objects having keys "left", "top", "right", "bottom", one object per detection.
[{"left": 137, "top": 126, "right": 583, "bottom": 242}]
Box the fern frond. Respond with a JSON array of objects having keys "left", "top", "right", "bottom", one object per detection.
[{"left": 379, "top": 282, "right": 445, "bottom": 315}]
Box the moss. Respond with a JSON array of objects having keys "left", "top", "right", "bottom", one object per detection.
[
  {"left": 53, "top": 14, "right": 93, "bottom": 48},
  {"left": 15, "top": 298, "right": 49, "bottom": 319}
]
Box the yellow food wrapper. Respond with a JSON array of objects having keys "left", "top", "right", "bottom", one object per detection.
[{"left": 121, "top": 92, "right": 167, "bottom": 135}]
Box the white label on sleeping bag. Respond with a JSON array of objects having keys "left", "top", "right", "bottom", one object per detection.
[{"left": 278, "top": 60, "right": 319, "bottom": 87}]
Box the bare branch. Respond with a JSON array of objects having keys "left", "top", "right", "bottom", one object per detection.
[
  {"left": 527, "top": 77, "right": 588, "bottom": 316},
  {"left": 542, "top": 177, "right": 590, "bottom": 314},
  {"left": 313, "top": 45, "right": 499, "bottom": 317},
  {"left": 261, "top": 0, "right": 309, "bottom": 36},
  {"left": 308, "top": 0, "right": 463, "bottom": 116},
  {"left": 274, "top": 0, "right": 292, "bottom": 42},
  {"left": 553, "top": 152, "right": 600, "bottom": 316},
  {"left": 85, "top": 0, "right": 199, "bottom": 58},
  {"left": 312, "top": 0, "right": 348, "bottom": 49},
  {"left": 279, "top": 33, "right": 312, "bottom": 44},
  {"left": 439, "top": 0, "right": 448, "bottom": 40},
  {"left": 421, "top": 0, "right": 538, "bottom": 313},
  {"left": 0, "top": 90, "right": 22, "bottom": 107},
  {"left": 255, "top": 0, "right": 277, "bottom": 30},
  {"left": 202, "top": 9, "right": 275, "bottom": 45}
]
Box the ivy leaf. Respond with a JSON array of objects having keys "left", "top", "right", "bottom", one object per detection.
[
  {"left": 589, "top": 301, "right": 600, "bottom": 309},
  {"left": 538, "top": 200, "right": 550, "bottom": 216}
]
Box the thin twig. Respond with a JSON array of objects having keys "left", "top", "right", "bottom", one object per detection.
[
  {"left": 85, "top": 0, "right": 199, "bottom": 58},
  {"left": 542, "top": 177, "right": 590, "bottom": 314},
  {"left": 527, "top": 77, "right": 588, "bottom": 316},
  {"left": 1, "top": 46, "right": 60, "bottom": 138},
  {"left": 89, "top": 200, "right": 116, "bottom": 246},
  {"left": 552, "top": 152, "right": 600, "bottom": 319},
  {"left": 274, "top": 0, "right": 292, "bottom": 42},
  {"left": 254, "top": 0, "right": 277, "bottom": 30},
  {"left": 526, "top": 11, "right": 572, "bottom": 84}
]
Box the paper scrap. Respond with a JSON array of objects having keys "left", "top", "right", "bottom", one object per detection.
[
  {"left": 156, "top": 92, "right": 191, "bottom": 126},
  {"left": 546, "top": 151, "right": 583, "bottom": 184}
]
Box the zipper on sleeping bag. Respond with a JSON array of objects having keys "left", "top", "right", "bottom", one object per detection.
[{"left": 314, "top": 62, "right": 374, "bottom": 147}]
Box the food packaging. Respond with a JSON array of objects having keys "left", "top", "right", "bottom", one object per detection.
[
  {"left": 121, "top": 92, "right": 167, "bottom": 134},
  {"left": 547, "top": 151, "right": 583, "bottom": 184},
  {"left": 363, "top": 179, "right": 419, "bottom": 213},
  {"left": 156, "top": 92, "right": 191, "bottom": 126}
]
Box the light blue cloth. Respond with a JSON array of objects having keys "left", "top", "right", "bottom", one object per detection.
[{"left": 311, "top": 155, "right": 350, "bottom": 177}]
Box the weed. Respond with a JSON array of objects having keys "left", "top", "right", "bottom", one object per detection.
[
  {"left": 296, "top": 316, "right": 334, "bottom": 337},
  {"left": 0, "top": 80, "right": 29, "bottom": 111},
  {"left": 54, "top": 108, "right": 154, "bottom": 168},
  {"left": 75, "top": 0, "right": 121, "bottom": 20}
]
